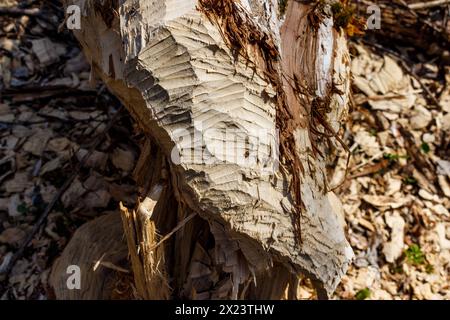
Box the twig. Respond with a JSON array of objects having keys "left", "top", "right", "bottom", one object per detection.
[
  {"left": 443, "top": 5, "right": 450, "bottom": 34},
  {"left": 0, "top": 107, "right": 124, "bottom": 280},
  {"left": 399, "top": 60, "right": 443, "bottom": 111},
  {"left": 2, "top": 86, "right": 97, "bottom": 102},
  {"left": 400, "top": 0, "right": 447, "bottom": 34},
  {"left": 330, "top": 151, "right": 351, "bottom": 192},
  {"left": 147, "top": 212, "right": 197, "bottom": 251},
  {"left": 350, "top": 151, "right": 385, "bottom": 173},
  {"left": 0, "top": 7, "right": 40, "bottom": 16},
  {"left": 409, "top": 0, "right": 450, "bottom": 10}
]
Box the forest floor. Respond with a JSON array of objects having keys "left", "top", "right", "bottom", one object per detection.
[{"left": 0, "top": 0, "right": 449, "bottom": 300}]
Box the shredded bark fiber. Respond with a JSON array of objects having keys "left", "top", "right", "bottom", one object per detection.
[
  {"left": 198, "top": 0, "right": 306, "bottom": 242},
  {"left": 198, "top": 0, "right": 346, "bottom": 243}
]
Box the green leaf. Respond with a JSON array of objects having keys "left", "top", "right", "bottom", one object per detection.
[
  {"left": 420, "top": 142, "right": 430, "bottom": 154},
  {"left": 384, "top": 153, "right": 409, "bottom": 162},
  {"left": 17, "top": 203, "right": 28, "bottom": 215},
  {"left": 355, "top": 288, "right": 371, "bottom": 300},
  {"left": 405, "top": 244, "right": 426, "bottom": 266},
  {"left": 403, "top": 176, "right": 417, "bottom": 185},
  {"left": 390, "top": 264, "right": 404, "bottom": 274}
]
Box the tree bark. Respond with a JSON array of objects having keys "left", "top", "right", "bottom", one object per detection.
[{"left": 53, "top": 0, "right": 354, "bottom": 300}]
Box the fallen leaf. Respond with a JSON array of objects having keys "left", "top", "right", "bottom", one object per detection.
[
  {"left": 31, "top": 38, "right": 66, "bottom": 67},
  {"left": 76, "top": 149, "right": 108, "bottom": 170},
  {"left": 61, "top": 179, "right": 87, "bottom": 208},
  {"left": 0, "top": 228, "right": 26, "bottom": 247},
  {"left": 7, "top": 194, "right": 22, "bottom": 217},
  {"left": 362, "top": 195, "right": 411, "bottom": 209},
  {"left": 4, "top": 172, "right": 32, "bottom": 193},
  {"left": 0, "top": 252, "right": 13, "bottom": 273},
  {"left": 40, "top": 157, "right": 62, "bottom": 176},
  {"left": 23, "top": 129, "right": 53, "bottom": 156},
  {"left": 111, "top": 147, "right": 135, "bottom": 172},
  {"left": 84, "top": 189, "right": 111, "bottom": 209}
]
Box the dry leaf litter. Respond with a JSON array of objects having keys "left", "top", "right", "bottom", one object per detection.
[{"left": 0, "top": 0, "right": 139, "bottom": 299}]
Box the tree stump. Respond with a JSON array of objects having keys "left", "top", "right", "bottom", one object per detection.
[{"left": 53, "top": 0, "right": 354, "bottom": 300}]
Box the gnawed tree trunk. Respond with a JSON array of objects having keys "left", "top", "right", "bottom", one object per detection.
[{"left": 52, "top": 0, "right": 354, "bottom": 299}]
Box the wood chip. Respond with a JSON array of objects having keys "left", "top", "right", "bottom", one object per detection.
[{"left": 382, "top": 212, "right": 405, "bottom": 263}]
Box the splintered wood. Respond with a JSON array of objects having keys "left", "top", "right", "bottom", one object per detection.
[{"left": 120, "top": 202, "right": 170, "bottom": 300}]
